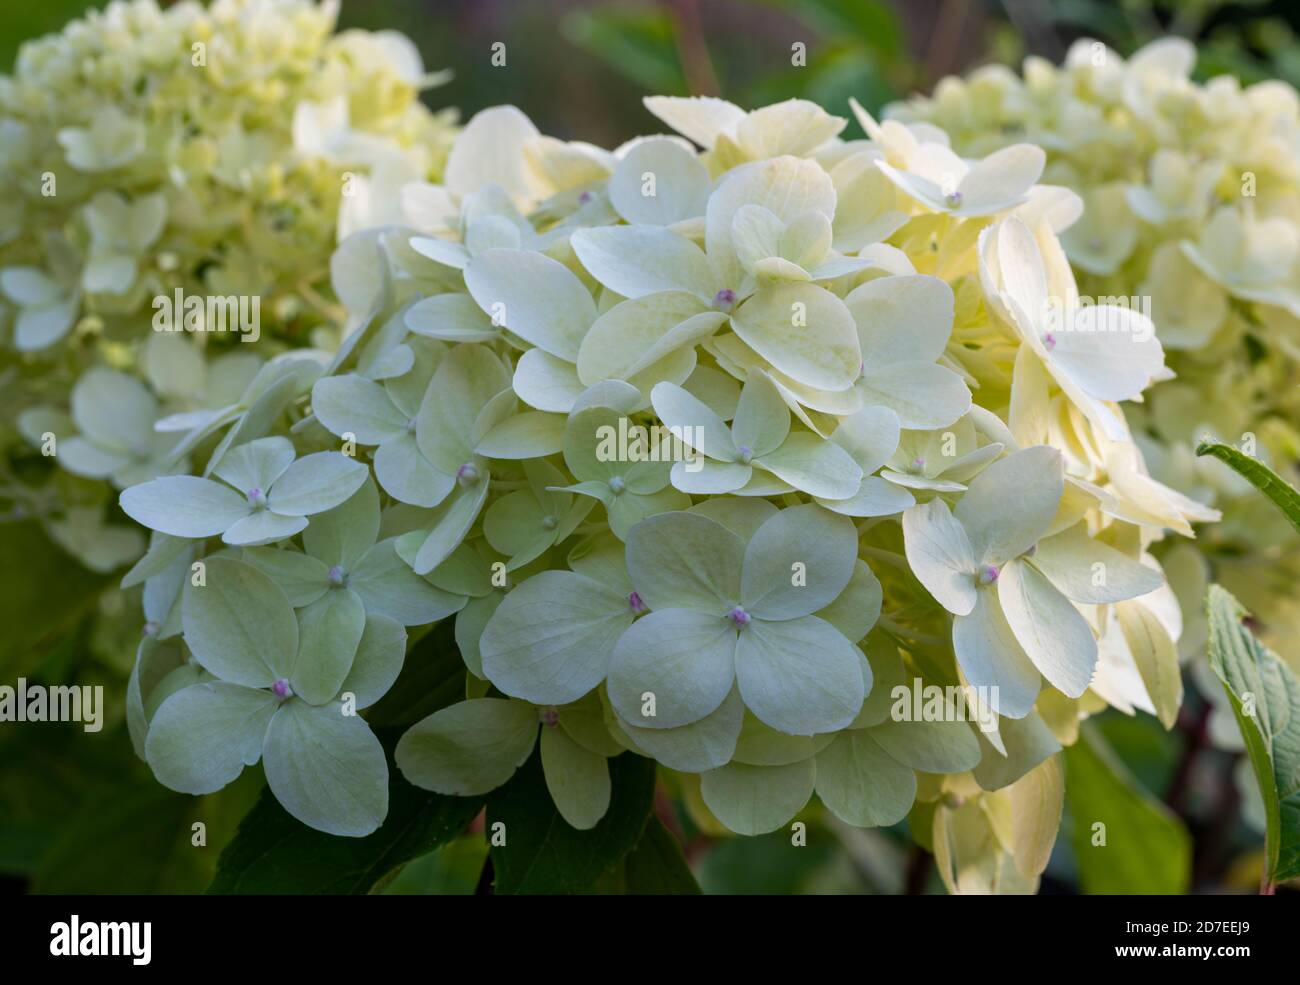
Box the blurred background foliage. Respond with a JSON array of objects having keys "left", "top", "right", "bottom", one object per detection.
[{"left": 2, "top": 0, "right": 1296, "bottom": 894}]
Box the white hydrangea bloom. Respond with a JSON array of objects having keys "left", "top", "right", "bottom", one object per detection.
[{"left": 94, "top": 87, "right": 1207, "bottom": 866}]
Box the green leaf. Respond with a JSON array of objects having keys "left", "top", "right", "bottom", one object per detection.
[
  {"left": 1063, "top": 724, "right": 1191, "bottom": 894},
  {"left": 33, "top": 770, "right": 262, "bottom": 894},
  {"left": 208, "top": 728, "right": 483, "bottom": 894},
  {"left": 1195, "top": 440, "right": 1300, "bottom": 534},
  {"left": 622, "top": 816, "right": 702, "bottom": 894},
  {"left": 0, "top": 522, "right": 106, "bottom": 679},
  {"left": 1206, "top": 584, "right": 1300, "bottom": 888},
  {"left": 486, "top": 748, "right": 656, "bottom": 894},
  {"left": 560, "top": 7, "right": 685, "bottom": 95}
]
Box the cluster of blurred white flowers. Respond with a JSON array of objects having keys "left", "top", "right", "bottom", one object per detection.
[
  {"left": 892, "top": 38, "right": 1300, "bottom": 667},
  {"left": 1, "top": 0, "right": 453, "bottom": 573},
  {"left": 107, "top": 78, "right": 1207, "bottom": 893}
]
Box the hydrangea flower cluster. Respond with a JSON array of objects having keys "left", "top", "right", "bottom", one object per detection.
[
  {"left": 891, "top": 38, "right": 1300, "bottom": 662},
  {"left": 2, "top": 0, "right": 454, "bottom": 572},
  {"left": 117, "top": 90, "right": 1205, "bottom": 882}
]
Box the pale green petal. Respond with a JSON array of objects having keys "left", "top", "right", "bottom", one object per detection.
[
  {"left": 972, "top": 713, "right": 1060, "bottom": 791},
  {"left": 374, "top": 432, "right": 455, "bottom": 508},
  {"left": 997, "top": 558, "right": 1097, "bottom": 699},
  {"left": 649, "top": 381, "right": 736, "bottom": 461},
  {"left": 455, "top": 592, "right": 502, "bottom": 678},
  {"left": 735, "top": 615, "right": 864, "bottom": 735},
  {"left": 670, "top": 458, "right": 751, "bottom": 494},
  {"left": 954, "top": 445, "right": 1062, "bottom": 565},
  {"left": 1030, "top": 523, "right": 1163, "bottom": 604},
  {"left": 741, "top": 503, "right": 857, "bottom": 619},
  {"left": 416, "top": 344, "right": 510, "bottom": 472},
  {"left": 213, "top": 437, "right": 296, "bottom": 496},
  {"left": 396, "top": 698, "right": 538, "bottom": 796},
  {"left": 566, "top": 531, "right": 634, "bottom": 590},
  {"left": 607, "top": 608, "right": 738, "bottom": 729},
  {"left": 310, "top": 375, "right": 407, "bottom": 444},
  {"left": 0, "top": 266, "right": 62, "bottom": 305},
  {"left": 617, "top": 686, "right": 744, "bottom": 772},
  {"left": 857, "top": 362, "right": 970, "bottom": 430},
  {"left": 464, "top": 248, "right": 595, "bottom": 360},
  {"left": 754, "top": 432, "right": 862, "bottom": 499},
  {"left": 1050, "top": 306, "right": 1165, "bottom": 403},
  {"left": 731, "top": 371, "right": 790, "bottom": 457},
  {"left": 59, "top": 437, "right": 132, "bottom": 479},
  {"left": 880, "top": 470, "right": 966, "bottom": 493},
  {"left": 608, "top": 487, "right": 690, "bottom": 540},
  {"left": 241, "top": 547, "right": 330, "bottom": 607},
  {"left": 815, "top": 731, "right": 916, "bottom": 827},
  {"left": 557, "top": 694, "right": 625, "bottom": 757},
  {"left": 143, "top": 332, "right": 205, "bottom": 400},
  {"left": 686, "top": 496, "right": 779, "bottom": 541},
  {"left": 405, "top": 292, "right": 498, "bottom": 342},
  {"left": 476, "top": 411, "right": 566, "bottom": 459},
  {"left": 853, "top": 639, "right": 906, "bottom": 728},
  {"left": 290, "top": 588, "right": 366, "bottom": 704},
  {"left": 817, "top": 476, "right": 916, "bottom": 517},
  {"left": 540, "top": 724, "right": 612, "bottom": 830},
  {"left": 571, "top": 225, "right": 717, "bottom": 300},
  {"left": 512, "top": 348, "right": 585, "bottom": 413},
  {"left": 956, "top": 144, "right": 1044, "bottom": 213},
  {"left": 869, "top": 717, "right": 982, "bottom": 774},
  {"left": 122, "top": 532, "right": 192, "bottom": 589},
  {"left": 847, "top": 274, "right": 954, "bottom": 368},
  {"left": 483, "top": 488, "right": 555, "bottom": 567},
  {"left": 339, "top": 613, "right": 407, "bottom": 710},
  {"left": 681, "top": 364, "right": 741, "bottom": 421},
  {"left": 902, "top": 498, "right": 978, "bottom": 616},
  {"left": 952, "top": 587, "right": 1041, "bottom": 719},
  {"left": 145, "top": 682, "right": 277, "bottom": 794},
  {"left": 481, "top": 570, "right": 633, "bottom": 704},
  {"left": 267, "top": 451, "right": 369, "bottom": 517},
  {"left": 624, "top": 510, "right": 744, "bottom": 611},
  {"left": 303, "top": 476, "right": 381, "bottom": 569},
  {"left": 644, "top": 94, "right": 746, "bottom": 149},
  {"left": 830, "top": 405, "right": 901, "bottom": 473},
  {"left": 14, "top": 298, "right": 78, "bottom": 351},
  {"left": 700, "top": 760, "right": 816, "bottom": 836},
  {"left": 426, "top": 541, "right": 495, "bottom": 597},
  {"left": 706, "top": 156, "right": 836, "bottom": 288},
  {"left": 127, "top": 636, "right": 185, "bottom": 758},
  {"left": 732, "top": 712, "right": 836, "bottom": 766},
  {"left": 263, "top": 700, "right": 388, "bottom": 837},
  {"left": 562, "top": 406, "right": 622, "bottom": 482},
  {"left": 120, "top": 476, "right": 251, "bottom": 538},
  {"left": 731, "top": 284, "right": 860, "bottom": 391},
  {"left": 608, "top": 137, "right": 710, "bottom": 225},
  {"left": 72, "top": 367, "right": 156, "bottom": 452},
  {"left": 182, "top": 556, "right": 298, "bottom": 686},
  {"left": 815, "top": 560, "right": 883, "bottom": 644},
  {"left": 350, "top": 538, "right": 464, "bottom": 625},
  {"left": 732, "top": 204, "right": 785, "bottom": 271},
  {"left": 736, "top": 99, "right": 844, "bottom": 156},
  {"left": 412, "top": 477, "right": 490, "bottom": 575},
  {"left": 221, "top": 510, "right": 308, "bottom": 547},
  {"left": 578, "top": 292, "right": 717, "bottom": 386}
]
